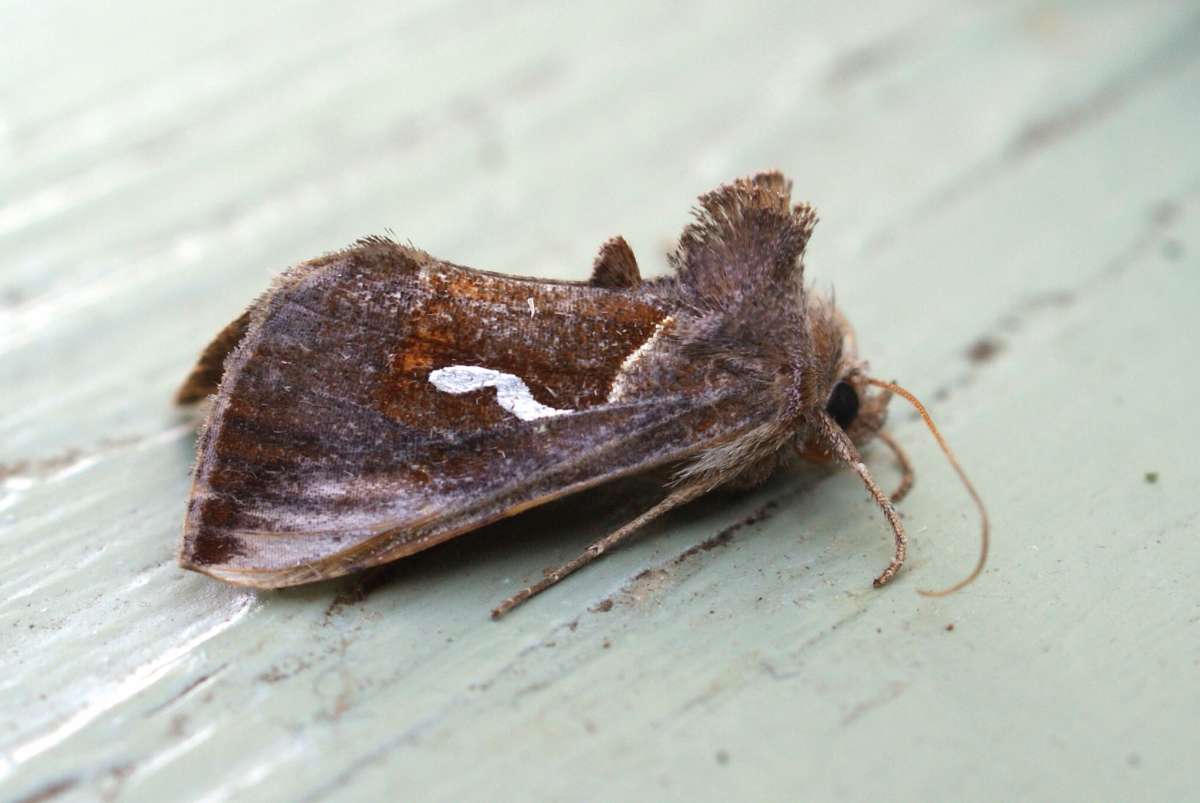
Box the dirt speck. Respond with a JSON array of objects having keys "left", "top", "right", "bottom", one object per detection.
[
  {"left": 716, "top": 749, "right": 731, "bottom": 766},
  {"left": 1162, "top": 239, "right": 1184, "bottom": 261},
  {"left": 0, "top": 286, "right": 27, "bottom": 307},
  {"left": 258, "top": 656, "right": 311, "bottom": 685},
  {"left": 619, "top": 569, "right": 670, "bottom": 606},
  {"left": 1144, "top": 471, "right": 1159, "bottom": 484},
  {"left": 324, "top": 566, "right": 395, "bottom": 621},
  {"left": 590, "top": 598, "right": 614, "bottom": 613},
  {"left": 825, "top": 32, "right": 909, "bottom": 90},
  {"left": 1152, "top": 200, "right": 1180, "bottom": 227},
  {"left": 674, "top": 501, "right": 779, "bottom": 566},
  {"left": 13, "top": 778, "right": 79, "bottom": 803},
  {"left": 1030, "top": 289, "right": 1075, "bottom": 308},
  {"left": 966, "top": 336, "right": 1004, "bottom": 364},
  {"left": 0, "top": 449, "right": 84, "bottom": 482},
  {"left": 945, "top": 623, "right": 955, "bottom": 632}
]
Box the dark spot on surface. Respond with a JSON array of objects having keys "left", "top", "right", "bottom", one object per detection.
[
  {"left": 1144, "top": 471, "right": 1159, "bottom": 484},
  {"left": 616, "top": 569, "right": 671, "bottom": 608},
  {"left": 674, "top": 501, "right": 779, "bottom": 566},
  {"left": 0, "top": 448, "right": 84, "bottom": 482},
  {"left": 1, "top": 286, "right": 26, "bottom": 307},
  {"left": 1127, "top": 752, "right": 1141, "bottom": 768},
  {"left": 587, "top": 499, "right": 783, "bottom": 615},
  {"left": 1030, "top": 289, "right": 1075, "bottom": 308},
  {"left": 1006, "top": 72, "right": 1133, "bottom": 163},
  {"left": 103, "top": 762, "right": 136, "bottom": 798},
  {"left": 259, "top": 667, "right": 289, "bottom": 684},
  {"left": 258, "top": 656, "right": 311, "bottom": 684},
  {"left": 324, "top": 566, "right": 396, "bottom": 621},
  {"left": 568, "top": 619, "right": 578, "bottom": 632},
  {"left": 602, "top": 638, "right": 611, "bottom": 649},
  {"left": 945, "top": 623, "right": 955, "bottom": 632},
  {"left": 716, "top": 749, "right": 731, "bottom": 766},
  {"left": 13, "top": 778, "right": 79, "bottom": 803},
  {"left": 1152, "top": 200, "right": 1180, "bottom": 227},
  {"left": 966, "top": 337, "right": 1004, "bottom": 364},
  {"left": 825, "top": 32, "right": 909, "bottom": 90},
  {"left": 840, "top": 680, "right": 909, "bottom": 726}
]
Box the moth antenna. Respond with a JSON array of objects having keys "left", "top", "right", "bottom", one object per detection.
[
  {"left": 803, "top": 416, "right": 907, "bottom": 588},
  {"left": 865, "top": 377, "right": 989, "bottom": 597},
  {"left": 876, "top": 429, "right": 915, "bottom": 503}
]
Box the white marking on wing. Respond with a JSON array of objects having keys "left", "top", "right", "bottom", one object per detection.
[
  {"left": 429, "top": 366, "right": 573, "bottom": 421},
  {"left": 607, "top": 316, "right": 673, "bottom": 403}
]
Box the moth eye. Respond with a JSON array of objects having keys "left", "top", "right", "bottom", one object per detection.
[{"left": 825, "top": 381, "right": 859, "bottom": 429}]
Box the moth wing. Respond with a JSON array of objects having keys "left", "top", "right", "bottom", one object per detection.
[
  {"left": 175, "top": 308, "right": 254, "bottom": 404},
  {"left": 180, "top": 240, "right": 770, "bottom": 588}
]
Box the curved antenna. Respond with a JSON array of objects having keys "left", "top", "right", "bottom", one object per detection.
[{"left": 865, "top": 377, "right": 989, "bottom": 596}]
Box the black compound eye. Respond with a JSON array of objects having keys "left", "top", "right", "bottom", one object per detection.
[{"left": 825, "top": 381, "right": 860, "bottom": 430}]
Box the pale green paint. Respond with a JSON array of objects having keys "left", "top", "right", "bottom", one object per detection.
[{"left": 2, "top": 1, "right": 1198, "bottom": 801}]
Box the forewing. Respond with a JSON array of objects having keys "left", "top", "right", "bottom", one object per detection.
[{"left": 180, "top": 240, "right": 766, "bottom": 587}]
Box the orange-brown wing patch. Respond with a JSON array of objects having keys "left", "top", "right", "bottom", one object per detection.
[{"left": 374, "top": 260, "right": 667, "bottom": 428}]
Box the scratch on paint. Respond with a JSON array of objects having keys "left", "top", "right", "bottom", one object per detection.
[{"left": 2, "top": 595, "right": 256, "bottom": 773}]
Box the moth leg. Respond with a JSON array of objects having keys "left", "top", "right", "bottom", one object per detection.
[
  {"left": 490, "top": 481, "right": 710, "bottom": 619},
  {"left": 876, "top": 430, "right": 915, "bottom": 503},
  {"left": 807, "top": 414, "right": 907, "bottom": 589}
]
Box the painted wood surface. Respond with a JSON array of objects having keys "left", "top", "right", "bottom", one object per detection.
[{"left": 2, "top": 1, "right": 1198, "bottom": 800}]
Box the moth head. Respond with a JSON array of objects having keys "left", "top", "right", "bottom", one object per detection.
[
  {"left": 790, "top": 294, "right": 989, "bottom": 598},
  {"left": 794, "top": 295, "right": 892, "bottom": 461}
]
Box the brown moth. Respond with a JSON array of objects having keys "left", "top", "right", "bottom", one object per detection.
[{"left": 177, "top": 171, "right": 987, "bottom": 617}]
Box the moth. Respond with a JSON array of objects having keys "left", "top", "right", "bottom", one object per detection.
[{"left": 177, "top": 171, "right": 987, "bottom": 617}]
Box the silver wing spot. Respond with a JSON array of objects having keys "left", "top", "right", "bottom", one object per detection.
[{"left": 429, "top": 366, "right": 574, "bottom": 421}]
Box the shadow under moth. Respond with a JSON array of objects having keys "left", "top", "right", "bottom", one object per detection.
[{"left": 176, "top": 171, "right": 988, "bottom": 617}]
